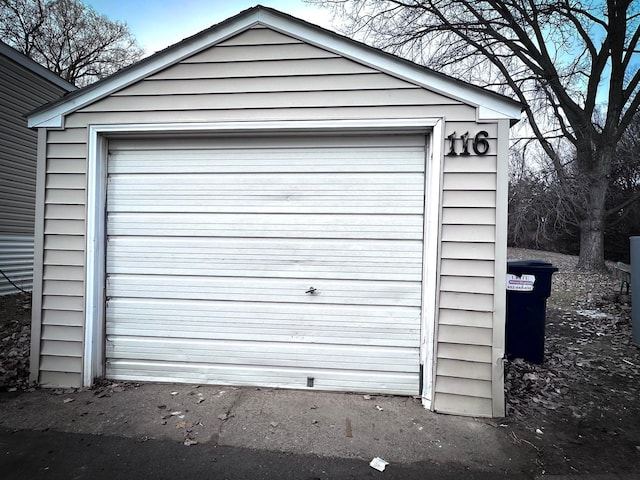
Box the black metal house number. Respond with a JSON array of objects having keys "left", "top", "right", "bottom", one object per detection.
[{"left": 446, "top": 131, "right": 490, "bottom": 156}]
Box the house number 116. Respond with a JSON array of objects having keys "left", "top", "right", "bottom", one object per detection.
[{"left": 446, "top": 130, "right": 490, "bottom": 156}]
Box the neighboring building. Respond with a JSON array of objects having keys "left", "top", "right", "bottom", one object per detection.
[
  {"left": 27, "top": 6, "right": 521, "bottom": 417},
  {"left": 0, "top": 41, "right": 76, "bottom": 296}
]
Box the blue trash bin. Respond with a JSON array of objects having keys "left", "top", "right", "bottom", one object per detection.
[{"left": 506, "top": 260, "right": 558, "bottom": 364}]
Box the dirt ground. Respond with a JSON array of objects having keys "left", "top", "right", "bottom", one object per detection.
[
  {"left": 505, "top": 248, "right": 640, "bottom": 475},
  {"left": 0, "top": 293, "right": 31, "bottom": 390},
  {"left": 1, "top": 248, "right": 639, "bottom": 475}
]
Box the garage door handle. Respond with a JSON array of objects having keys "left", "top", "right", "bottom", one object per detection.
[{"left": 305, "top": 287, "right": 317, "bottom": 295}]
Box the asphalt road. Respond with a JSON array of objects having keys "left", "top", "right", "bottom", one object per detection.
[{"left": 0, "top": 427, "right": 530, "bottom": 480}]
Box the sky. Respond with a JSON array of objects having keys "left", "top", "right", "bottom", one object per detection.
[{"left": 85, "top": 1, "right": 337, "bottom": 55}]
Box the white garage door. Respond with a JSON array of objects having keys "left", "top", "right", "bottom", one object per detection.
[{"left": 105, "top": 135, "right": 426, "bottom": 395}]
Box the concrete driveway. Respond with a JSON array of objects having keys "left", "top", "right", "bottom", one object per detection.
[{"left": 0, "top": 383, "right": 533, "bottom": 478}]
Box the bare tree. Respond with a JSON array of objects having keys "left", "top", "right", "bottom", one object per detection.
[
  {"left": 1, "top": 0, "right": 143, "bottom": 86},
  {"left": 313, "top": 0, "right": 640, "bottom": 270}
]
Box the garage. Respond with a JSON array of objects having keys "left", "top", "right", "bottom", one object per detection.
[
  {"left": 104, "top": 135, "right": 425, "bottom": 394},
  {"left": 27, "top": 5, "right": 522, "bottom": 416}
]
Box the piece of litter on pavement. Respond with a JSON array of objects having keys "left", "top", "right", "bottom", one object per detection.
[
  {"left": 171, "top": 391, "right": 179, "bottom": 396},
  {"left": 369, "top": 457, "right": 389, "bottom": 472},
  {"left": 363, "top": 395, "right": 372, "bottom": 400},
  {"left": 375, "top": 405, "right": 384, "bottom": 411},
  {"left": 535, "top": 428, "right": 544, "bottom": 435},
  {"left": 270, "top": 421, "right": 279, "bottom": 428},
  {"left": 63, "top": 398, "right": 74, "bottom": 403},
  {"left": 345, "top": 418, "right": 353, "bottom": 438},
  {"left": 183, "top": 438, "right": 198, "bottom": 446},
  {"left": 170, "top": 411, "right": 182, "bottom": 416}
]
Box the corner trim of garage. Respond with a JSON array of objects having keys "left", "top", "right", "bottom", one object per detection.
[{"left": 420, "top": 118, "right": 443, "bottom": 411}]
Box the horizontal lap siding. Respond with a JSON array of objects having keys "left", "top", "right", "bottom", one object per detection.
[
  {"left": 1, "top": 53, "right": 69, "bottom": 295},
  {"left": 65, "top": 105, "right": 476, "bottom": 127},
  {"left": 433, "top": 120, "right": 498, "bottom": 417},
  {"left": 71, "top": 28, "right": 469, "bottom": 123},
  {"left": 0, "top": 55, "right": 66, "bottom": 235},
  {"left": 0, "top": 235, "right": 33, "bottom": 295},
  {"left": 38, "top": 131, "right": 86, "bottom": 386}
]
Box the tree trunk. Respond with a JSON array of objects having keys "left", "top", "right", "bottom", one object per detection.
[
  {"left": 577, "top": 215, "right": 606, "bottom": 271},
  {"left": 576, "top": 146, "right": 612, "bottom": 271}
]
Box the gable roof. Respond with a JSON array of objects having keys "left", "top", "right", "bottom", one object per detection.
[
  {"left": 0, "top": 40, "right": 76, "bottom": 93},
  {"left": 28, "top": 5, "right": 522, "bottom": 128}
]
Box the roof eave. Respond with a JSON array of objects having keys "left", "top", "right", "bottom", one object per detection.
[
  {"left": 0, "top": 41, "right": 76, "bottom": 93},
  {"left": 29, "top": 11, "right": 261, "bottom": 128},
  {"left": 28, "top": 5, "right": 523, "bottom": 129}
]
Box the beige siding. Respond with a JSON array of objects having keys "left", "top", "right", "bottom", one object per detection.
[
  {"left": 39, "top": 371, "right": 82, "bottom": 387},
  {"left": 433, "top": 120, "right": 499, "bottom": 417},
  {"left": 36, "top": 24, "right": 505, "bottom": 416},
  {"left": 35, "top": 129, "right": 85, "bottom": 386},
  {"left": 0, "top": 49, "right": 71, "bottom": 295},
  {"left": 69, "top": 28, "right": 467, "bottom": 125},
  {"left": 65, "top": 105, "right": 476, "bottom": 127},
  {"left": 79, "top": 89, "right": 458, "bottom": 112},
  {"left": 432, "top": 392, "right": 492, "bottom": 417},
  {"left": 437, "top": 342, "right": 492, "bottom": 363},
  {"left": 113, "top": 74, "right": 417, "bottom": 96},
  {"left": 439, "top": 309, "right": 493, "bottom": 328}
]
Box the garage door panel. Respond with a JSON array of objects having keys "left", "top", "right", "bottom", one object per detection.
[
  {"left": 107, "top": 172, "right": 423, "bottom": 189},
  {"left": 108, "top": 137, "right": 426, "bottom": 175},
  {"left": 106, "top": 360, "right": 419, "bottom": 395},
  {"left": 105, "top": 134, "right": 425, "bottom": 394},
  {"left": 107, "top": 172, "right": 424, "bottom": 214},
  {"left": 109, "top": 135, "right": 427, "bottom": 151},
  {"left": 106, "top": 337, "right": 419, "bottom": 372},
  {"left": 109, "top": 198, "right": 423, "bottom": 214},
  {"left": 107, "top": 274, "right": 422, "bottom": 307},
  {"left": 107, "top": 237, "right": 423, "bottom": 281},
  {"left": 107, "top": 213, "right": 424, "bottom": 240},
  {"left": 108, "top": 149, "right": 425, "bottom": 174},
  {"left": 107, "top": 299, "right": 421, "bottom": 347}
]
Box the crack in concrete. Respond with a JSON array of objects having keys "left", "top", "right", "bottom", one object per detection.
[{"left": 213, "top": 388, "right": 245, "bottom": 445}]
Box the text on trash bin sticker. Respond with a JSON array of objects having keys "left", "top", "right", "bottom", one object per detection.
[{"left": 506, "top": 274, "right": 536, "bottom": 291}]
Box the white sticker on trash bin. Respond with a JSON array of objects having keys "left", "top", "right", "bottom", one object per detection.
[{"left": 506, "top": 274, "right": 536, "bottom": 291}]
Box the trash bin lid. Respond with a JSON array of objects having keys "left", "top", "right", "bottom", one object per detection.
[
  {"left": 507, "top": 259, "right": 553, "bottom": 267},
  {"left": 507, "top": 259, "right": 559, "bottom": 273}
]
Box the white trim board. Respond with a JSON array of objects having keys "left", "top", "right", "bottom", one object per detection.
[
  {"left": 83, "top": 118, "right": 442, "bottom": 393},
  {"left": 420, "top": 119, "right": 444, "bottom": 410}
]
